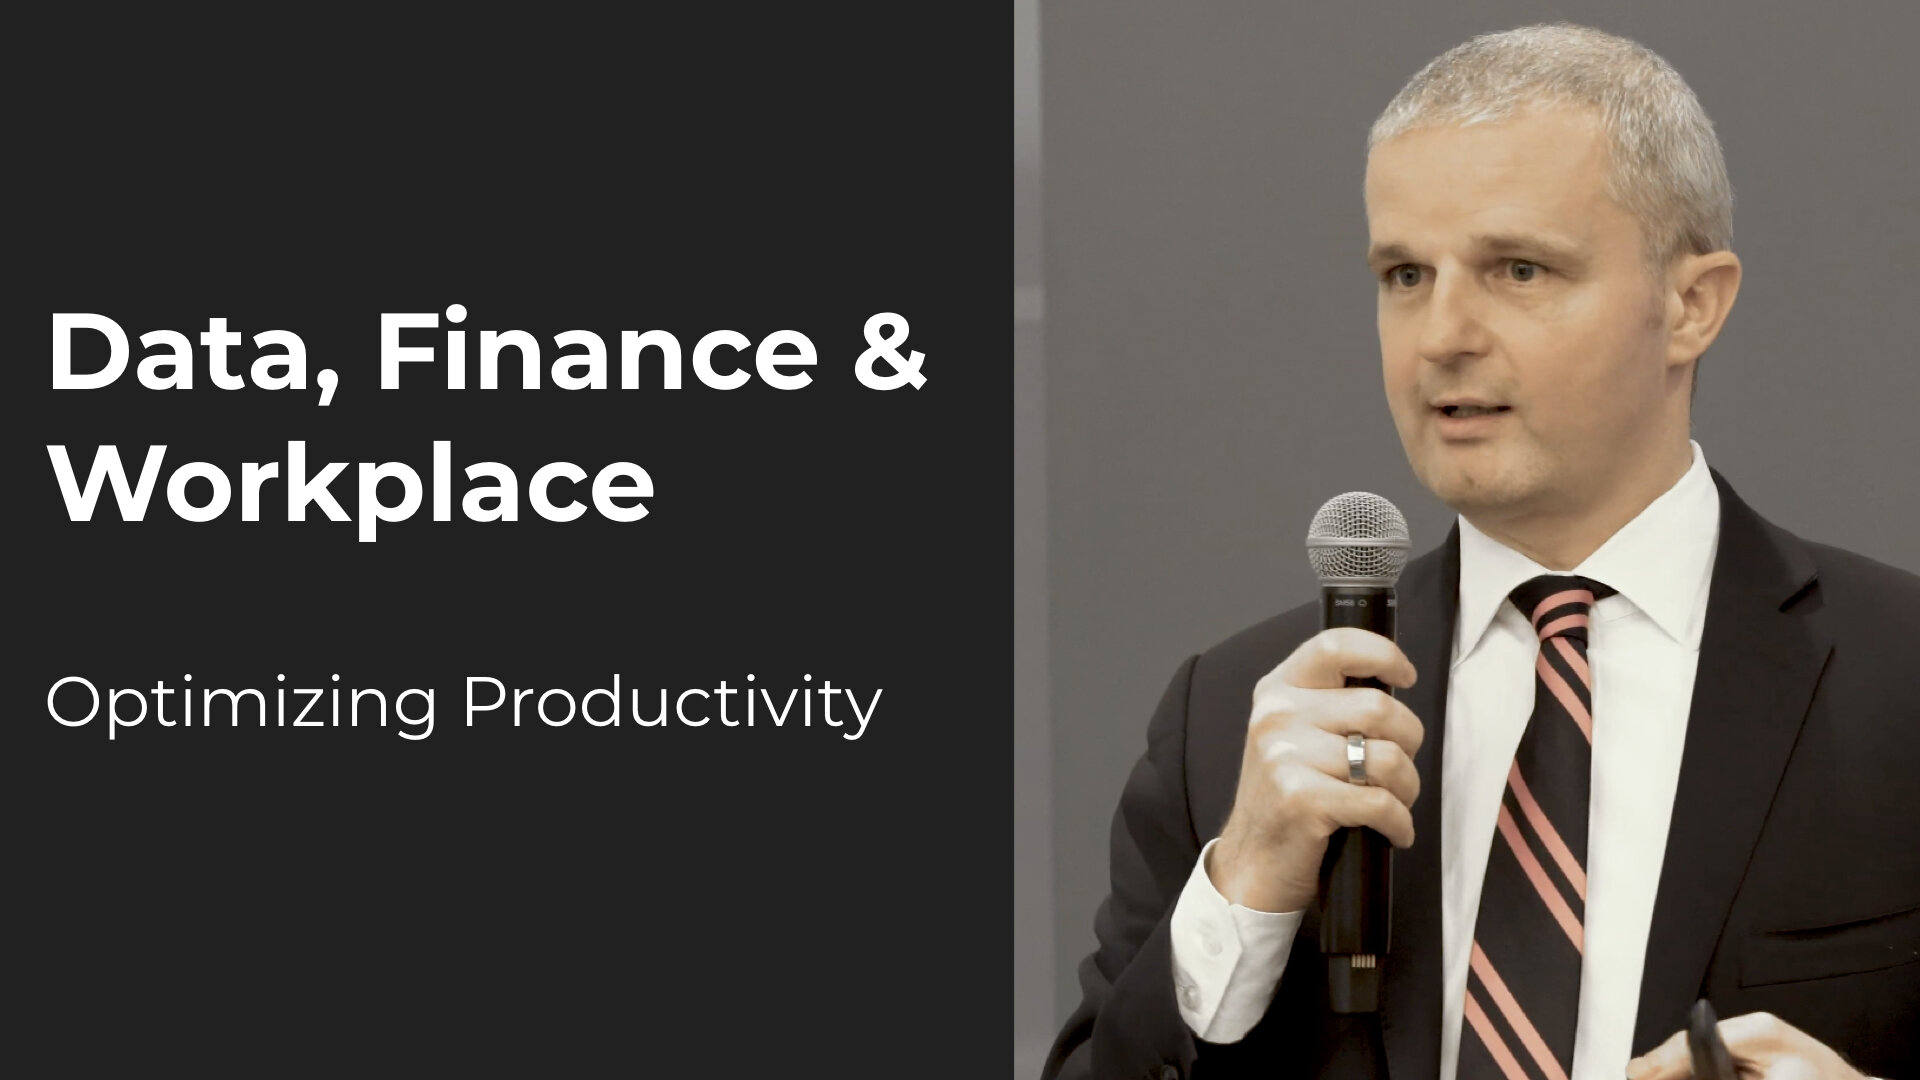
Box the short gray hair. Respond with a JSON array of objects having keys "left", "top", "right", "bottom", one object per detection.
[{"left": 1368, "top": 23, "right": 1733, "bottom": 275}]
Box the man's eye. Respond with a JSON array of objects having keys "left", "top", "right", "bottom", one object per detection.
[
  {"left": 1386, "top": 265, "right": 1422, "bottom": 288},
  {"left": 1509, "top": 259, "right": 1543, "bottom": 282}
]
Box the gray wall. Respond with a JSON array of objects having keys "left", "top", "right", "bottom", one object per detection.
[
  {"left": 1013, "top": 0, "right": 1052, "bottom": 1075},
  {"left": 1017, "top": 2, "right": 1920, "bottom": 1072}
]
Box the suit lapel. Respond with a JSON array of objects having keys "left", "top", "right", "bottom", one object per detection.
[
  {"left": 1379, "top": 523, "right": 1459, "bottom": 1080},
  {"left": 1630, "top": 470, "right": 1829, "bottom": 1052}
]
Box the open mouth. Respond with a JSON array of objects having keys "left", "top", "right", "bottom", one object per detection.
[{"left": 1438, "top": 405, "right": 1510, "bottom": 418}]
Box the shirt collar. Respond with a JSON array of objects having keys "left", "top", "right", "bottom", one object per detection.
[{"left": 1453, "top": 440, "right": 1721, "bottom": 664}]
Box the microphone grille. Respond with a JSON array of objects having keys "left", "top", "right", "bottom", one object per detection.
[{"left": 1306, "top": 491, "right": 1411, "bottom": 586}]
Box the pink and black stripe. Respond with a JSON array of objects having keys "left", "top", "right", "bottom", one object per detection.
[{"left": 1457, "top": 574, "right": 1615, "bottom": 1080}]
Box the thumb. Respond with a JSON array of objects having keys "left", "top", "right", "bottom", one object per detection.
[{"left": 1626, "top": 1028, "right": 1693, "bottom": 1080}]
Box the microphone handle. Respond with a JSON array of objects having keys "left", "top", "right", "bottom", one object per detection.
[{"left": 1320, "top": 585, "right": 1396, "bottom": 1014}]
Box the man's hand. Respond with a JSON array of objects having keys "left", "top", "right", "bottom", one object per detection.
[
  {"left": 1208, "top": 627, "right": 1423, "bottom": 914},
  {"left": 1627, "top": 1011, "right": 1868, "bottom": 1079}
]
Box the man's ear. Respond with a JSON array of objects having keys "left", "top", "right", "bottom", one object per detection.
[{"left": 1665, "top": 250, "right": 1742, "bottom": 368}]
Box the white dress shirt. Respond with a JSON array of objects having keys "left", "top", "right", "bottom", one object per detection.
[{"left": 1171, "top": 441, "right": 1721, "bottom": 1080}]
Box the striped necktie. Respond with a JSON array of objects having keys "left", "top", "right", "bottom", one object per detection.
[{"left": 1457, "top": 574, "right": 1616, "bottom": 1080}]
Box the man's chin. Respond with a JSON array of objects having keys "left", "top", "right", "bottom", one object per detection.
[{"left": 1416, "top": 462, "right": 1532, "bottom": 516}]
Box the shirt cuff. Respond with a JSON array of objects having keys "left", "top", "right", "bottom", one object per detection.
[{"left": 1169, "top": 837, "right": 1306, "bottom": 1043}]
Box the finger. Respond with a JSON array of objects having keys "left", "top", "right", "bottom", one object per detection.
[
  {"left": 1288, "top": 685, "right": 1425, "bottom": 757},
  {"left": 1274, "top": 725, "right": 1419, "bottom": 808},
  {"left": 1311, "top": 771, "right": 1417, "bottom": 848},
  {"left": 1715, "top": 1011, "right": 1847, "bottom": 1073},
  {"left": 1270, "top": 627, "right": 1418, "bottom": 691},
  {"left": 1624, "top": 1028, "right": 1691, "bottom": 1080},
  {"left": 1249, "top": 682, "right": 1421, "bottom": 752},
  {"left": 1715, "top": 1010, "right": 1796, "bottom": 1055}
]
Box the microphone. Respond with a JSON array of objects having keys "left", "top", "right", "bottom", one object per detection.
[{"left": 1306, "top": 491, "right": 1412, "bottom": 1014}]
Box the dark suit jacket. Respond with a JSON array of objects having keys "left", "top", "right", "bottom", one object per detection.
[{"left": 1044, "top": 472, "right": 1920, "bottom": 1079}]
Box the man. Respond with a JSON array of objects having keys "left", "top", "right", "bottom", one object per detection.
[{"left": 1044, "top": 23, "right": 1920, "bottom": 1080}]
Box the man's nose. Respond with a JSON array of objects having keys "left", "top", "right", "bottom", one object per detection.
[{"left": 1415, "top": 270, "right": 1489, "bottom": 364}]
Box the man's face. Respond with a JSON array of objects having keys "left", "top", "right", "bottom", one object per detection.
[{"left": 1366, "top": 108, "right": 1683, "bottom": 526}]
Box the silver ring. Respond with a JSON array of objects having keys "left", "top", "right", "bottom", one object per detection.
[{"left": 1347, "top": 733, "right": 1368, "bottom": 785}]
